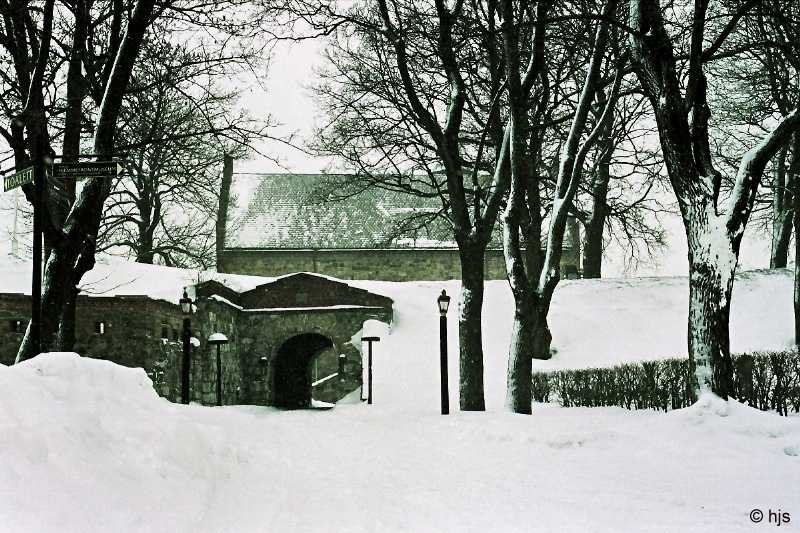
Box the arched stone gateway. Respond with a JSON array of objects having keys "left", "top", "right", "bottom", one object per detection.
[
  {"left": 272, "top": 333, "right": 333, "bottom": 409},
  {"left": 185, "top": 272, "right": 393, "bottom": 407}
]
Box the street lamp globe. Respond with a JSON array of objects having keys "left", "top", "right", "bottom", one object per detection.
[
  {"left": 208, "top": 332, "right": 229, "bottom": 346},
  {"left": 180, "top": 288, "right": 193, "bottom": 315},
  {"left": 437, "top": 289, "right": 451, "bottom": 316}
]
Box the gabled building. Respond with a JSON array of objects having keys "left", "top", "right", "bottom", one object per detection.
[{"left": 219, "top": 173, "right": 581, "bottom": 281}]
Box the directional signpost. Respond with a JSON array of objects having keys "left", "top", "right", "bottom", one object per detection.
[
  {"left": 4, "top": 166, "right": 34, "bottom": 192},
  {"left": 52, "top": 161, "right": 123, "bottom": 179}
]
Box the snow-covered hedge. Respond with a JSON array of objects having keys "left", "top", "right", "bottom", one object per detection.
[{"left": 532, "top": 350, "right": 800, "bottom": 415}]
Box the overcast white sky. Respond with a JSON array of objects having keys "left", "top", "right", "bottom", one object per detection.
[{"left": 0, "top": 38, "right": 775, "bottom": 278}]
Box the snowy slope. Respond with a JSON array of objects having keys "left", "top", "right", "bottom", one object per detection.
[
  {"left": 348, "top": 269, "right": 793, "bottom": 410},
  {"left": 0, "top": 253, "right": 791, "bottom": 375}
]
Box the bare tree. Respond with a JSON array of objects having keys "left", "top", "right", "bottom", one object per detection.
[
  {"left": 576, "top": 89, "right": 669, "bottom": 278},
  {"left": 499, "top": 0, "right": 622, "bottom": 412},
  {"left": 628, "top": 0, "right": 800, "bottom": 398},
  {"left": 707, "top": 0, "right": 800, "bottom": 271},
  {"left": 98, "top": 37, "right": 262, "bottom": 268}
]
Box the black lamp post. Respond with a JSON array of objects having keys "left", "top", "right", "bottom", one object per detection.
[
  {"left": 361, "top": 335, "right": 380, "bottom": 404},
  {"left": 208, "top": 333, "right": 229, "bottom": 406},
  {"left": 179, "top": 288, "right": 193, "bottom": 404},
  {"left": 437, "top": 289, "right": 451, "bottom": 415}
]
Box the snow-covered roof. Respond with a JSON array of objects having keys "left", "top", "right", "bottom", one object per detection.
[{"left": 227, "top": 173, "right": 492, "bottom": 249}]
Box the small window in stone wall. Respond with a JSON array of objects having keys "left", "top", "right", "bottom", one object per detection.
[
  {"left": 172, "top": 328, "right": 179, "bottom": 341},
  {"left": 9, "top": 319, "right": 24, "bottom": 333},
  {"left": 95, "top": 321, "right": 106, "bottom": 335},
  {"left": 161, "top": 324, "right": 169, "bottom": 339}
]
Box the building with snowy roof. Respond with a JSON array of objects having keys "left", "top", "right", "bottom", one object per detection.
[
  {"left": 0, "top": 257, "right": 392, "bottom": 409},
  {"left": 219, "top": 174, "right": 582, "bottom": 281}
]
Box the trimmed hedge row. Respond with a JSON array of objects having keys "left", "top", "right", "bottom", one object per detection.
[{"left": 531, "top": 350, "right": 800, "bottom": 415}]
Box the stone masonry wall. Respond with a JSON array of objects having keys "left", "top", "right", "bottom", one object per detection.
[
  {"left": 0, "top": 292, "right": 392, "bottom": 408},
  {"left": 220, "top": 247, "right": 580, "bottom": 281},
  {"left": 189, "top": 297, "right": 243, "bottom": 405},
  {"left": 219, "top": 248, "right": 506, "bottom": 281},
  {"left": 0, "top": 293, "right": 184, "bottom": 400}
]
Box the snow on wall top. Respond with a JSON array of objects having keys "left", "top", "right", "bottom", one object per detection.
[
  {"left": 0, "top": 255, "right": 273, "bottom": 305},
  {"left": 227, "top": 173, "right": 492, "bottom": 249}
]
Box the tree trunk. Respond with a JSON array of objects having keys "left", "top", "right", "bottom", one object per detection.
[
  {"left": 686, "top": 212, "right": 737, "bottom": 399},
  {"left": 790, "top": 138, "right": 800, "bottom": 344},
  {"left": 57, "top": 285, "right": 79, "bottom": 351},
  {"left": 505, "top": 299, "right": 536, "bottom": 414},
  {"left": 795, "top": 218, "right": 800, "bottom": 348},
  {"left": 458, "top": 243, "right": 486, "bottom": 411},
  {"left": 216, "top": 154, "right": 233, "bottom": 271},
  {"left": 532, "top": 313, "right": 552, "bottom": 359},
  {"left": 136, "top": 250, "right": 155, "bottom": 264},
  {"left": 772, "top": 215, "right": 792, "bottom": 269},
  {"left": 17, "top": 246, "right": 75, "bottom": 357},
  {"left": 582, "top": 155, "right": 611, "bottom": 278},
  {"left": 582, "top": 221, "right": 604, "bottom": 278},
  {"left": 771, "top": 146, "right": 791, "bottom": 268}
]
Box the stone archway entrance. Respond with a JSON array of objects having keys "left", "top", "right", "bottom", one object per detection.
[{"left": 273, "top": 333, "right": 334, "bottom": 409}]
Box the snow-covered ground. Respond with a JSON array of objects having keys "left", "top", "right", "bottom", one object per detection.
[
  {"left": 1, "top": 353, "right": 798, "bottom": 532},
  {"left": 0, "top": 260, "right": 798, "bottom": 532}
]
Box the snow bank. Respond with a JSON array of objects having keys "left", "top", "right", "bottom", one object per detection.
[{"left": 0, "top": 353, "right": 251, "bottom": 532}]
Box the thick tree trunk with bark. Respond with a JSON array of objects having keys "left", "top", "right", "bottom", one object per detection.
[
  {"left": 57, "top": 286, "right": 79, "bottom": 351},
  {"left": 505, "top": 299, "right": 536, "bottom": 414},
  {"left": 795, "top": 211, "right": 800, "bottom": 348},
  {"left": 794, "top": 139, "right": 800, "bottom": 347},
  {"left": 136, "top": 216, "right": 156, "bottom": 263},
  {"left": 531, "top": 313, "right": 552, "bottom": 359},
  {"left": 458, "top": 243, "right": 487, "bottom": 411},
  {"left": 686, "top": 208, "right": 737, "bottom": 398}
]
